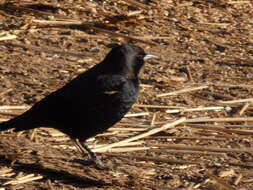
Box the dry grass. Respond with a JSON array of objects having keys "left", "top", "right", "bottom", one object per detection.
[{"left": 0, "top": 0, "right": 253, "bottom": 189}]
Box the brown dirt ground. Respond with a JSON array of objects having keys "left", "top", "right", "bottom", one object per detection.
[{"left": 0, "top": 0, "right": 253, "bottom": 189}]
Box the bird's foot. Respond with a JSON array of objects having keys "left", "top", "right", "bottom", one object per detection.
[
  {"left": 73, "top": 139, "right": 108, "bottom": 169},
  {"left": 92, "top": 156, "right": 106, "bottom": 169}
]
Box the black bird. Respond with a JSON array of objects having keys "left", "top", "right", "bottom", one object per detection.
[{"left": 0, "top": 43, "right": 156, "bottom": 167}]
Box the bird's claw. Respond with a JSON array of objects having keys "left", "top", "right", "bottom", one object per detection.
[{"left": 92, "top": 156, "right": 106, "bottom": 169}]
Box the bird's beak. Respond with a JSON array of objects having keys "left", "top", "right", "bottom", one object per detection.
[{"left": 143, "top": 54, "right": 159, "bottom": 61}]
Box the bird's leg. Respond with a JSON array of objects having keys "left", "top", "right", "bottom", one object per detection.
[{"left": 73, "top": 138, "right": 104, "bottom": 168}]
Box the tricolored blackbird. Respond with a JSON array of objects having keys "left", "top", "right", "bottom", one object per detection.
[{"left": 0, "top": 43, "right": 157, "bottom": 167}]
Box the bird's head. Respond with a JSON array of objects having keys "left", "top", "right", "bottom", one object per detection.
[{"left": 103, "top": 43, "right": 157, "bottom": 78}]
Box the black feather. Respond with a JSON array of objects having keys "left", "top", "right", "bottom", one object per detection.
[{"left": 0, "top": 43, "right": 149, "bottom": 166}]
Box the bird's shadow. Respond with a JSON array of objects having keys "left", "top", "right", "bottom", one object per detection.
[{"left": 0, "top": 155, "right": 108, "bottom": 188}]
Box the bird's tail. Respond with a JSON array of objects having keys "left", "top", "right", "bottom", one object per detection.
[
  {"left": 0, "top": 112, "right": 36, "bottom": 132},
  {"left": 0, "top": 119, "right": 16, "bottom": 131}
]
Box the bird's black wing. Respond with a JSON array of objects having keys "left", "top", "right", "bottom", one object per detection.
[{"left": 28, "top": 73, "right": 128, "bottom": 125}]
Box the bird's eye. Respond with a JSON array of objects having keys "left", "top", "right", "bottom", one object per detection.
[{"left": 137, "top": 55, "right": 145, "bottom": 60}]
